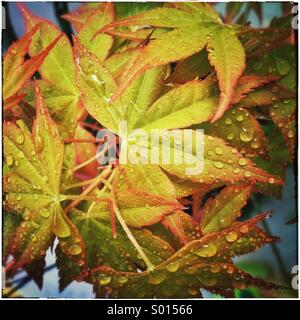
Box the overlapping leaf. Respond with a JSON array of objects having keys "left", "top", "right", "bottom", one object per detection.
[
  {"left": 90, "top": 213, "right": 279, "bottom": 298},
  {"left": 96, "top": 5, "right": 245, "bottom": 121},
  {"left": 3, "top": 84, "right": 85, "bottom": 270}
]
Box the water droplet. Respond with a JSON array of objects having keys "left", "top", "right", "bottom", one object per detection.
[
  {"left": 268, "top": 177, "right": 275, "bottom": 184},
  {"left": 227, "top": 133, "right": 234, "bottom": 140},
  {"left": 35, "top": 135, "right": 44, "bottom": 153},
  {"left": 244, "top": 171, "right": 251, "bottom": 178},
  {"left": 118, "top": 276, "right": 128, "bottom": 284},
  {"left": 6, "top": 154, "right": 14, "bottom": 166},
  {"left": 23, "top": 208, "right": 31, "bottom": 221},
  {"left": 225, "top": 118, "right": 232, "bottom": 125},
  {"left": 233, "top": 168, "right": 240, "bottom": 174},
  {"left": 225, "top": 231, "right": 238, "bottom": 243},
  {"left": 11, "top": 48, "right": 17, "bottom": 55},
  {"left": 240, "top": 128, "right": 253, "bottom": 142},
  {"left": 251, "top": 140, "right": 260, "bottom": 149},
  {"left": 147, "top": 271, "right": 166, "bottom": 285},
  {"left": 99, "top": 276, "right": 112, "bottom": 286},
  {"left": 69, "top": 244, "right": 83, "bottom": 256},
  {"left": 213, "top": 161, "right": 224, "bottom": 169},
  {"left": 236, "top": 115, "right": 244, "bottom": 122},
  {"left": 167, "top": 262, "right": 179, "bottom": 273},
  {"left": 287, "top": 130, "right": 294, "bottom": 138},
  {"left": 215, "top": 147, "right": 223, "bottom": 155},
  {"left": 16, "top": 134, "right": 25, "bottom": 145},
  {"left": 211, "top": 265, "right": 221, "bottom": 273},
  {"left": 240, "top": 225, "right": 249, "bottom": 234},
  {"left": 187, "top": 288, "right": 199, "bottom": 296},
  {"left": 238, "top": 158, "right": 247, "bottom": 166},
  {"left": 39, "top": 208, "right": 50, "bottom": 218},
  {"left": 276, "top": 58, "right": 290, "bottom": 76},
  {"left": 17, "top": 151, "right": 24, "bottom": 159},
  {"left": 196, "top": 244, "right": 217, "bottom": 258}
]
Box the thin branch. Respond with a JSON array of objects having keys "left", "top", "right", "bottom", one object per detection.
[
  {"left": 111, "top": 168, "right": 154, "bottom": 271},
  {"left": 64, "top": 166, "right": 112, "bottom": 212}
]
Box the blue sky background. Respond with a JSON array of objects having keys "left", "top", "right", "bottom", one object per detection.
[{"left": 4, "top": 2, "right": 297, "bottom": 299}]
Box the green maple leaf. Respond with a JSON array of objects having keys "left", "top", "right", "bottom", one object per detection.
[
  {"left": 3, "top": 84, "right": 85, "bottom": 270},
  {"left": 18, "top": 3, "right": 81, "bottom": 138},
  {"left": 90, "top": 213, "right": 280, "bottom": 298},
  {"left": 95, "top": 3, "right": 246, "bottom": 121}
]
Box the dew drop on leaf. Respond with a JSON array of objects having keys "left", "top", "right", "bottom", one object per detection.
[
  {"left": 236, "top": 115, "right": 244, "bottom": 122},
  {"left": 268, "top": 177, "right": 275, "bottom": 184},
  {"left": 240, "top": 128, "right": 253, "bottom": 142},
  {"left": 214, "top": 147, "right": 223, "bottom": 155},
  {"left": 68, "top": 244, "right": 83, "bottom": 256},
  {"left": 39, "top": 208, "right": 50, "bottom": 218},
  {"left": 225, "top": 118, "right": 232, "bottom": 125},
  {"left": 195, "top": 244, "right": 217, "bottom": 258},
  {"left": 16, "top": 134, "right": 25, "bottom": 145},
  {"left": 276, "top": 58, "right": 290, "bottom": 76},
  {"left": 239, "top": 225, "right": 249, "bottom": 234},
  {"left": 213, "top": 161, "right": 224, "bottom": 169},
  {"left": 35, "top": 135, "right": 44, "bottom": 153},
  {"left": 6, "top": 154, "right": 14, "bottom": 166},
  {"left": 167, "top": 262, "right": 180, "bottom": 273},
  {"left": 238, "top": 158, "right": 247, "bottom": 166},
  {"left": 211, "top": 265, "right": 221, "bottom": 273},
  {"left": 118, "top": 276, "right": 128, "bottom": 284},
  {"left": 99, "top": 275, "right": 112, "bottom": 286},
  {"left": 225, "top": 231, "right": 238, "bottom": 243},
  {"left": 147, "top": 271, "right": 167, "bottom": 285},
  {"left": 227, "top": 133, "right": 234, "bottom": 140}
]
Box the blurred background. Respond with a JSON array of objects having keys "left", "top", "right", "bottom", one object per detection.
[{"left": 2, "top": 2, "right": 298, "bottom": 298}]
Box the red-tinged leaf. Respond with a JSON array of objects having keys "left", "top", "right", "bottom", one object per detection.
[
  {"left": 3, "top": 84, "right": 85, "bottom": 269},
  {"left": 269, "top": 100, "right": 296, "bottom": 159},
  {"left": 208, "top": 26, "right": 246, "bottom": 122},
  {"left": 61, "top": 3, "right": 103, "bottom": 32},
  {"left": 90, "top": 213, "right": 280, "bottom": 298},
  {"left": 107, "top": 26, "right": 210, "bottom": 103},
  {"left": 157, "top": 134, "right": 283, "bottom": 186},
  {"left": 252, "top": 157, "right": 286, "bottom": 199},
  {"left": 104, "top": 48, "right": 140, "bottom": 79},
  {"left": 3, "top": 212, "right": 22, "bottom": 265},
  {"left": 72, "top": 208, "right": 175, "bottom": 268},
  {"left": 201, "top": 105, "right": 268, "bottom": 157},
  {"left": 22, "top": 80, "right": 83, "bottom": 138},
  {"left": 3, "top": 25, "right": 61, "bottom": 101},
  {"left": 18, "top": 4, "right": 79, "bottom": 95},
  {"left": 120, "top": 164, "right": 176, "bottom": 201},
  {"left": 4, "top": 94, "right": 26, "bottom": 111},
  {"left": 161, "top": 212, "right": 188, "bottom": 245},
  {"left": 200, "top": 184, "right": 252, "bottom": 234},
  {"left": 73, "top": 37, "right": 120, "bottom": 132},
  {"left": 231, "top": 74, "right": 280, "bottom": 105},
  {"left": 78, "top": 3, "right": 114, "bottom": 62},
  {"left": 136, "top": 78, "right": 219, "bottom": 131},
  {"left": 166, "top": 51, "right": 211, "bottom": 84}
]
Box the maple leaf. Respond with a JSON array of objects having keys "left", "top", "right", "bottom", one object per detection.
[
  {"left": 3, "top": 24, "right": 61, "bottom": 108},
  {"left": 3, "top": 83, "right": 85, "bottom": 270},
  {"left": 200, "top": 184, "right": 252, "bottom": 234},
  {"left": 56, "top": 207, "right": 176, "bottom": 291},
  {"left": 89, "top": 213, "right": 280, "bottom": 298},
  {"left": 95, "top": 4, "right": 245, "bottom": 121},
  {"left": 18, "top": 3, "right": 81, "bottom": 137}
]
